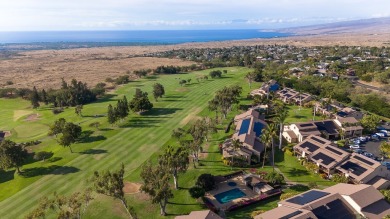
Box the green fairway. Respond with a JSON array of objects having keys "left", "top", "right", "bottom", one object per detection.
[{"left": 0, "top": 67, "right": 261, "bottom": 218}]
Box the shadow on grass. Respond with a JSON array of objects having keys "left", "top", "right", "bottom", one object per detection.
[
  {"left": 289, "top": 184, "right": 310, "bottom": 192},
  {"left": 167, "top": 202, "right": 200, "bottom": 206},
  {"left": 99, "top": 128, "right": 114, "bottom": 131},
  {"left": 48, "top": 157, "right": 62, "bottom": 162},
  {"left": 79, "top": 149, "right": 107, "bottom": 155},
  {"left": 78, "top": 130, "right": 107, "bottom": 143},
  {"left": 121, "top": 117, "right": 164, "bottom": 128},
  {"left": 21, "top": 165, "right": 80, "bottom": 177},
  {"left": 94, "top": 94, "right": 118, "bottom": 104},
  {"left": 143, "top": 107, "right": 182, "bottom": 116},
  {"left": 286, "top": 168, "right": 310, "bottom": 177},
  {"left": 0, "top": 170, "right": 15, "bottom": 183}
]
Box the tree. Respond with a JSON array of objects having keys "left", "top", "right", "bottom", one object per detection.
[
  {"left": 209, "top": 70, "right": 222, "bottom": 78},
  {"left": 75, "top": 105, "right": 83, "bottom": 117},
  {"left": 179, "top": 80, "right": 187, "bottom": 86},
  {"left": 211, "top": 85, "right": 242, "bottom": 119},
  {"left": 245, "top": 72, "right": 257, "bottom": 88},
  {"left": 187, "top": 79, "right": 192, "bottom": 84},
  {"left": 140, "top": 161, "right": 173, "bottom": 216},
  {"left": 380, "top": 142, "right": 390, "bottom": 160},
  {"left": 331, "top": 173, "right": 348, "bottom": 183},
  {"left": 41, "top": 89, "right": 48, "bottom": 105},
  {"left": 360, "top": 114, "right": 381, "bottom": 132},
  {"left": 265, "top": 123, "right": 278, "bottom": 171},
  {"left": 153, "top": 83, "right": 165, "bottom": 101},
  {"left": 189, "top": 186, "right": 205, "bottom": 199},
  {"left": 107, "top": 104, "right": 117, "bottom": 125},
  {"left": 261, "top": 127, "right": 272, "bottom": 168},
  {"left": 59, "top": 122, "right": 82, "bottom": 153},
  {"left": 275, "top": 106, "right": 288, "bottom": 150},
  {"left": 196, "top": 173, "right": 216, "bottom": 191},
  {"left": 92, "top": 164, "right": 135, "bottom": 218},
  {"left": 264, "top": 171, "right": 285, "bottom": 185},
  {"left": 49, "top": 118, "right": 66, "bottom": 137},
  {"left": 31, "top": 86, "right": 40, "bottom": 108},
  {"left": 26, "top": 189, "right": 94, "bottom": 219},
  {"left": 231, "top": 139, "right": 243, "bottom": 167},
  {"left": 188, "top": 118, "right": 209, "bottom": 142},
  {"left": 89, "top": 122, "right": 101, "bottom": 130},
  {"left": 184, "top": 140, "right": 202, "bottom": 168},
  {"left": 33, "top": 151, "right": 53, "bottom": 162},
  {"left": 159, "top": 145, "right": 189, "bottom": 189},
  {"left": 115, "top": 96, "right": 129, "bottom": 122},
  {"left": 0, "top": 140, "right": 28, "bottom": 174},
  {"left": 129, "top": 88, "right": 153, "bottom": 113}
]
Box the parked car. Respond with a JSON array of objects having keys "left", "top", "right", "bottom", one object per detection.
[
  {"left": 379, "top": 130, "right": 388, "bottom": 136},
  {"left": 371, "top": 134, "right": 380, "bottom": 141},
  {"left": 376, "top": 132, "right": 385, "bottom": 138},
  {"left": 350, "top": 145, "right": 360, "bottom": 149},
  {"left": 363, "top": 152, "right": 374, "bottom": 158},
  {"left": 381, "top": 161, "right": 390, "bottom": 167},
  {"left": 353, "top": 149, "right": 363, "bottom": 154},
  {"left": 353, "top": 140, "right": 361, "bottom": 145},
  {"left": 358, "top": 137, "right": 367, "bottom": 142}
]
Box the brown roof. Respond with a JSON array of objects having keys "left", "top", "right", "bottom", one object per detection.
[
  {"left": 362, "top": 199, "right": 390, "bottom": 219},
  {"left": 175, "top": 210, "right": 222, "bottom": 219},
  {"left": 294, "top": 135, "right": 349, "bottom": 169},
  {"left": 337, "top": 116, "right": 359, "bottom": 124},
  {"left": 324, "top": 183, "right": 383, "bottom": 208},
  {"left": 336, "top": 153, "right": 383, "bottom": 183},
  {"left": 254, "top": 206, "right": 317, "bottom": 219},
  {"left": 367, "top": 176, "right": 390, "bottom": 190}
]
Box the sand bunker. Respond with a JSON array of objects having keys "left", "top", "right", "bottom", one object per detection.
[
  {"left": 123, "top": 182, "right": 141, "bottom": 194},
  {"left": 24, "top": 113, "right": 40, "bottom": 122}
]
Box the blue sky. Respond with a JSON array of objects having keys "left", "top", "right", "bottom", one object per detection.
[{"left": 0, "top": 0, "right": 389, "bottom": 31}]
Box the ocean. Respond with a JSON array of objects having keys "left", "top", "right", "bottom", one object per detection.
[{"left": 0, "top": 30, "right": 290, "bottom": 44}]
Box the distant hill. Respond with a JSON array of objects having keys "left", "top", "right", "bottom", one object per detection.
[{"left": 279, "top": 17, "right": 390, "bottom": 35}]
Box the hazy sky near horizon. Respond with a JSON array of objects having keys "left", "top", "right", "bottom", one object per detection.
[{"left": 1, "top": 0, "right": 389, "bottom": 31}]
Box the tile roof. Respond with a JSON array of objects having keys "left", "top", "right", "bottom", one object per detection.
[{"left": 175, "top": 210, "right": 222, "bottom": 219}]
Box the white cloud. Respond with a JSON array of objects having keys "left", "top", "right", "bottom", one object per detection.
[{"left": 0, "top": 0, "right": 389, "bottom": 30}]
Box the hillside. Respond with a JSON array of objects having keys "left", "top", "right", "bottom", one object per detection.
[{"left": 280, "top": 17, "right": 390, "bottom": 35}]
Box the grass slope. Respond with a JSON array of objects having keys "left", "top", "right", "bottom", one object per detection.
[{"left": 0, "top": 67, "right": 257, "bottom": 218}]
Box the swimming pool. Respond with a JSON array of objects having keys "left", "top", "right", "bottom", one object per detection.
[{"left": 214, "top": 188, "right": 246, "bottom": 204}]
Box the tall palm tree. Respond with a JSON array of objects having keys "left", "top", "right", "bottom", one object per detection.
[
  {"left": 267, "top": 123, "right": 278, "bottom": 171},
  {"left": 231, "top": 139, "right": 243, "bottom": 168},
  {"left": 275, "top": 107, "right": 288, "bottom": 150},
  {"left": 260, "top": 128, "right": 271, "bottom": 168}
]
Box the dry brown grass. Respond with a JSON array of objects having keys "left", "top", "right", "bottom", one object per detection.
[{"left": 1, "top": 32, "right": 389, "bottom": 89}]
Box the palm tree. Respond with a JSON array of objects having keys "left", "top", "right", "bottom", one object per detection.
[
  {"left": 260, "top": 129, "right": 271, "bottom": 168},
  {"left": 267, "top": 123, "right": 278, "bottom": 171},
  {"left": 231, "top": 139, "right": 243, "bottom": 168},
  {"left": 275, "top": 107, "right": 288, "bottom": 150},
  {"left": 339, "top": 128, "right": 346, "bottom": 140}
]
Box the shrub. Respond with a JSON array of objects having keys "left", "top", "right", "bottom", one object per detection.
[
  {"left": 280, "top": 191, "right": 300, "bottom": 200},
  {"left": 196, "top": 174, "right": 216, "bottom": 191},
  {"left": 189, "top": 186, "right": 205, "bottom": 199},
  {"left": 52, "top": 108, "right": 64, "bottom": 114},
  {"left": 331, "top": 173, "right": 348, "bottom": 183},
  {"left": 33, "top": 151, "right": 53, "bottom": 162},
  {"left": 6, "top": 81, "right": 13, "bottom": 85},
  {"left": 308, "top": 182, "right": 318, "bottom": 189},
  {"left": 264, "top": 172, "right": 285, "bottom": 185},
  {"left": 251, "top": 210, "right": 265, "bottom": 218}
]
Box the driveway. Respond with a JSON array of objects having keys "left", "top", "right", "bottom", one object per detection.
[{"left": 358, "top": 137, "right": 389, "bottom": 161}]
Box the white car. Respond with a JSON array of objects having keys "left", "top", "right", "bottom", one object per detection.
[
  {"left": 350, "top": 145, "right": 360, "bottom": 149},
  {"left": 376, "top": 132, "right": 385, "bottom": 138}
]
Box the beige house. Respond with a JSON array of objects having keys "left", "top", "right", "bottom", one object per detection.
[
  {"left": 222, "top": 109, "right": 267, "bottom": 164},
  {"left": 315, "top": 99, "right": 364, "bottom": 120},
  {"left": 333, "top": 117, "right": 363, "bottom": 137},
  {"left": 336, "top": 153, "right": 390, "bottom": 185},
  {"left": 250, "top": 80, "right": 279, "bottom": 98},
  {"left": 293, "top": 135, "right": 350, "bottom": 176},
  {"left": 255, "top": 184, "right": 390, "bottom": 219}
]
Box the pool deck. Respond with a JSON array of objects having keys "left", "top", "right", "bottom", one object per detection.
[{"left": 205, "top": 175, "right": 258, "bottom": 211}]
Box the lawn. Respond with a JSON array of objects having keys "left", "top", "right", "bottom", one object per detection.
[
  {"left": 0, "top": 67, "right": 262, "bottom": 218},
  {"left": 274, "top": 150, "right": 336, "bottom": 187},
  {"left": 285, "top": 105, "right": 322, "bottom": 123}
]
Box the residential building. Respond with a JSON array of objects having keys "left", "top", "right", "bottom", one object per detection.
[
  {"left": 276, "top": 88, "right": 312, "bottom": 105},
  {"left": 175, "top": 210, "right": 222, "bottom": 219},
  {"left": 336, "top": 153, "right": 390, "bottom": 185},
  {"left": 283, "top": 120, "right": 340, "bottom": 143},
  {"left": 315, "top": 99, "right": 364, "bottom": 120},
  {"left": 334, "top": 117, "right": 363, "bottom": 137},
  {"left": 293, "top": 135, "right": 349, "bottom": 176},
  {"left": 255, "top": 184, "right": 390, "bottom": 219},
  {"left": 222, "top": 109, "right": 267, "bottom": 164},
  {"left": 250, "top": 80, "right": 279, "bottom": 97}
]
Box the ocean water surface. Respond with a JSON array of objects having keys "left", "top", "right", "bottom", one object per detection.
[{"left": 0, "top": 30, "right": 290, "bottom": 44}]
